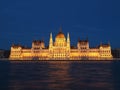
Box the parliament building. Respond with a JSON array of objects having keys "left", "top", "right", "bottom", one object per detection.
[{"left": 10, "top": 29, "right": 113, "bottom": 60}]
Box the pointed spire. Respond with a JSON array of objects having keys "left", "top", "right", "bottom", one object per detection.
[
  {"left": 68, "top": 32, "right": 69, "bottom": 36},
  {"left": 67, "top": 32, "right": 70, "bottom": 50},
  {"left": 67, "top": 32, "right": 70, "bottom": 42},
  {"left": 59, "top": 26, "right": 62, "bottom": 33},
  {"left": 50, "top": 32, "right": 52, "bottom": 38},
  {"left": 49, "top": 32, "right": 53, "bottom": 48},
  {"left": 50, "top": 32, "right": 53, "bottom": 42}
]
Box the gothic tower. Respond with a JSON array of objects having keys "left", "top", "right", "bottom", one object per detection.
[
  {"left": 49, "top": 32, "right": 53, "bottom": 50},
  {"left": 67, "top": 33, "right": 70, "bottom": 50}
]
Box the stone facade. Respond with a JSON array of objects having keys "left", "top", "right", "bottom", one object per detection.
[{"left": 10, "top": 31, "right": 113, "bottom": 60}]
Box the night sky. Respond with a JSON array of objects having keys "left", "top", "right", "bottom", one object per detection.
[{"left": 0, "top": 0, "right": 120, "bottom": 49}]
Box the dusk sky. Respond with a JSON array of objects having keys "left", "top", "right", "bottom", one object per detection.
[{"left": 0, "top": 0, "right": 120, "bottom": 49}]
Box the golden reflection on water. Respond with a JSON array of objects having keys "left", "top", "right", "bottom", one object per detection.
[
  {"left": 7, "top": 61, "right": 73, "bottom": 90},
  {"left": 5, "top": 61, "right": 116, "bottom": 90},
  {"left": 47, "top": 62, "right": 72, "bottom": 90}
]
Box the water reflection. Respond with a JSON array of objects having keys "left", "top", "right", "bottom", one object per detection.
[
  {"left": 8, "top": 61, "right": 50, "bottom": 90},
  {"left": 111, "top": 61, "right": 120, "bottom": 89},
  {"left": 69, "top": 62, "right": 114, "bottom": 90},
  {"left": 47, "top": 61, "right": 72, "bottom": 90},
  {"left": 0, "top": 61, "right": 10, "bottom": 89},
  {"left": 0, "top": 61, "right": 120, "bottom": 90}
]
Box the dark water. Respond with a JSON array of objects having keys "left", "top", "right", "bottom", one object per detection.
[{"left": 0, "top": 60, "right": 120, "bottom": 90}]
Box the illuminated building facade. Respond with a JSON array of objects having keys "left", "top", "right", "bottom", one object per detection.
[{"left": 10, "top": 29, "right": 112, "bottom": 60}]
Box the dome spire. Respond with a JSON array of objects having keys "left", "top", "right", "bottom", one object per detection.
[
  {"left": 55, "top": 26, "right": 65, "bottom": 38},
  {"left": 59, "top": 26, "right": 62, "bottom": 33}
]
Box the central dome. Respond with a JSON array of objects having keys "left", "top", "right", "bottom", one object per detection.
[{"left": 56, "top": 31, "right": 65, "bottom": 38}]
